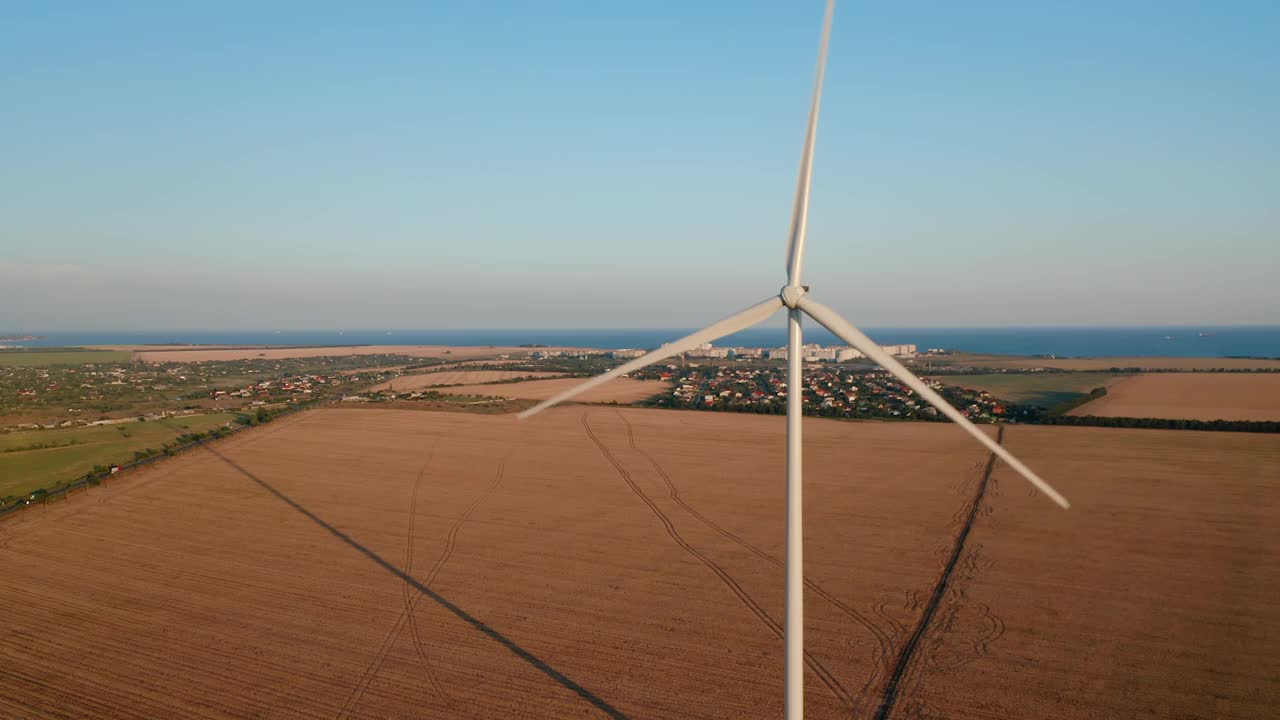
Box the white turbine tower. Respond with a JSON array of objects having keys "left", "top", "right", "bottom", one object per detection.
[{"left": 520, "top": 1, "right": 1070, "bottom": 717}]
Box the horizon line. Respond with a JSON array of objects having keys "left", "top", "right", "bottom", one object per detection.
[{"left": 11, "top": 323, "right": 1280, "bottom": 334}]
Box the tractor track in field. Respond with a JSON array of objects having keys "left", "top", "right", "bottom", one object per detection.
[
  {"left": 872, "top": 426, "right": 1003, "bottom": 720},
  {"left": 614, "top": 410, "right": 894, "bottom": 709},
  {"left": 337, "top": 440, "right": 515, "bottom": 719},
  {"left": 401, "top": 445, "right": 453, "bottom": 708},
  {"left": 583, "top": 412, "right": 857, "bottom": 714}
]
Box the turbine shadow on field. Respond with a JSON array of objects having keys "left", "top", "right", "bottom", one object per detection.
[
  {"left": 205, "top": 446, "right": 629, "bottom": 720},
  {"left": 872, "top": 426, "right": 1004, "bottom": 720}
]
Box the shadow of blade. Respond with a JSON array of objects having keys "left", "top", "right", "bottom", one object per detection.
[
  {"left": 205, "top": 446, "right": 628, "bottom": 720},
  {"left": 871, "top": 426, "right": 1005, "bottom": 720}
]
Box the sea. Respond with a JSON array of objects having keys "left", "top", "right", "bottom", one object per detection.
[{"left": 9, "top": 326, "right": 1280, "bottom": 359}]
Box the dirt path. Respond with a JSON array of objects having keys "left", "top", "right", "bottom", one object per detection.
[
  {"left": 337, "top": 440, "right": 517, "bottom": 719},
  {"left": 582, "top": 411, "right": 857, "bottom": 714},
  {"left": 613, "top": 409, "right": 895, "bottom": 712},
  {"left": 400, "top": 445, "right": 454, "bottom": 708},
  {"left": 873, "top": 426, "right": 1003, "bottom": 719}
]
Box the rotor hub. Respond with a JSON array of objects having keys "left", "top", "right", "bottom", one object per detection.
[{"left": 780, "top": 285, "right": 808, "bottom": 309}]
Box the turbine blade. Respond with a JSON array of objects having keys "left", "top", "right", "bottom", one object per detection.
[
  {"left": 518, "top": 296, "right": 785, "bottom": 419},
  {"left": 796, "top": 296, "right": 1070, "bottom": 509},
  {"left": 784, "top": 0, "right": 835, "bottom": 287}
]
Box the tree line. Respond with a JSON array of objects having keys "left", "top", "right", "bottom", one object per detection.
[{"left": 1035, "top": 415, "right": 1280, "bottom": 433}]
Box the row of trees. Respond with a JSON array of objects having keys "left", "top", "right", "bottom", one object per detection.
[
  {"left": 1044, "top": 387, "right": 1108, "bottom": 416},
  {"left": 1036, "top": 415, "right": 1280, "bottom": 433},
  {"left": 1, "top": 404, "right": 311, "bottom": 512},
  {"left": 1090, "top": 367, "right": 1280, "bottom": 374}
]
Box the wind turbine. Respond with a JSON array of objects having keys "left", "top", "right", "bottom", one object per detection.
[{"left": 519, "top": 1, "right": 1070, "bottom": 717}]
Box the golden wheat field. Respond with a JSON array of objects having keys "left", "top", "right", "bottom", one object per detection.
[
  {"left": 372, "top": 371, "right": 566, "bottom": 392},
  {"left": 442, "top": 377, "right": 670, "bottom": 404},
  {"left": 1070, "top": 373, "right": 1280, "bottom": 421},
  {"left": 0, "top": 409, "right": 1275, "bottom": 719}
]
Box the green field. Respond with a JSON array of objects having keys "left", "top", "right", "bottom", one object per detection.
[
  {"left": 0, "top": 413, "right": 235, "bottom": 499},
  {"left": 936, "top": 372, "right": 1130, "bottom": 408},
  {"left": 0, "top": 348, "right": 133, "bottom": 367}
]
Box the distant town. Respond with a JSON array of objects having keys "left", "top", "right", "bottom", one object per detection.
[
  {"left": 483, "top": 341, "right": 1020, "bottom": 423},
  {"left": 628, "top": 362, "right": 1018, "bottom": 423},
  {"left": 531, "top": 341, "right": 925, "bottom": 362}
]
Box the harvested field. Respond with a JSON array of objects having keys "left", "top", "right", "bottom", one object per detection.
[
  {"left": 905, "top": 425, "right": 1280, "bottom": 719},
  {"left": 937, "top": 353, "right": 1280, "bottom": 371},
  {"left": 1, "top": 410, "right": 1275, "bottom": 718},
  {"left": 444, "top": 376, "right": 669, "bottom": 404},
  {"left": 1069, "top": 373, "right": 1280, "bottom": 420},
  {"left": 372, "top": 370, "right": 565, "bottom": 392},
  {"left": 119, "top": 345, "right": 586, "bottom": 363},
  {"left": 0, "top": 408, "right": 992, "bottom": 719}
]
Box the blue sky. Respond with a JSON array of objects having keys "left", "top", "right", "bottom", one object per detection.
[{"left": 2, "top": 1, "right": 1276, "bottom": 330}]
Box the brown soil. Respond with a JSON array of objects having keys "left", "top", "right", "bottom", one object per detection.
[
  {"left": 0, "top": 409, "right": 991, "bottom": 718},
  {"left": 0, "top": 410, "right": 1275, "bottom": 718},
  {"left": 902, "top": 425, "right": 1280, "bottom": 719},
  {"left": 372, "top": 371, "right": 565, "bottom": 392},
  {"left": 1069, "top": 373, "right": 1280, "bottom": 420},
  {"left": 443, "top": 377, "right": 670, "bottom": 404}
]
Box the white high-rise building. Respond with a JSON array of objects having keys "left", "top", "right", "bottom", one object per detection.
[{"left": 880, "top": 344, "right": 917, "bottom": 357}]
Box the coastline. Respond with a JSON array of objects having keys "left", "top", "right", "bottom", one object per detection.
[{"left": 3, "top": 324, "right": 1270, "bottom": 358}]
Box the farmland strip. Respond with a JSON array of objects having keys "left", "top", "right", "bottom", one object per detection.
[
  {"left": 206, "top": 446, "right": 629, "bottom": 720},
  {"left": 335, "top": 450, "right": 449, "bottom": 717},
  {"left": 582, "top": 412, "right": 856, "bottom": 713},
  {"left": 339, "top": 444, "right": 511, "bottom": 718},
  {"left": 872, "top": 426, "right": 1003, "bottom": 720},
  {"left": 615, "top": 410, "right": 893, "bottom": 711},
  {"left": 401, "top": 447, "right": 453, "bottom": 705}
]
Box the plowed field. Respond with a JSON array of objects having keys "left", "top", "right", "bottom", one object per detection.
[
  {"left": 0, "top": 410, "right": 1275, "bottom": 718},
  {"left": 372, "top": 371, "right": 565, "bottom": 392},
  {"left": 445, "top": 377, "right": 669, "bottom": 404},
  {"left": 904, "top": 425, "right": 1280, "bottom": 719},
  {"left": 1069, "top": 373, "right": 1280, "bottom": 420}
]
